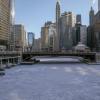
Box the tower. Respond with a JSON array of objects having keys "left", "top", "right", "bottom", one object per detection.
[
  {"left": 10, "top": 0, "right": 15, "bottom": 25},
  {"left": 54, "top": 0, "right": 61, "bottom": 51},
  {"left": 56, "top": 0, "right": 60, "bottom": 23},
  {"left": 89, "top": 7, "right": 94, "bottom": 26},
  {"left": 9, "top": 0, "right": 16, "bottom": 51},
  {"left": 98, "top": 0, "right": 100, "bottom": 11},
  {"left": 0, "top": 0, "right": 11, "bottom": 48},
  {"left": 76, "top": 14, "right": 82, "bottom": 24}
]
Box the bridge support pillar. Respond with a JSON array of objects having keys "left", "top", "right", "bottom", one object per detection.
[
  {"left": 96, "top": 53, "right": 100, "bottom": 63},
  {"left": 7, "top": 58, "right": 10, "bottom": 65},
  {"left": 0, "top": 60, "right": 2, "bottom": 68}
]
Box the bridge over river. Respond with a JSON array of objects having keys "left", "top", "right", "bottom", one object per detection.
[
  {"left": 0, "top": 52, "right": 100, "bottom": 66},
  {"left": 22, "top": 52, "right": 96, "bottom": 62}
]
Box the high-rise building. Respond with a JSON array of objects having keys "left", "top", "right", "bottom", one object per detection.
[
  {"left": 0, "top": 0, "right": 11, "bottom": 49},
  {"left": 10, "top": 0, "right": 15, "bottom": 25},
  {"left": 74, "top": 23, "right": 81, "bottom": 46},
  {"left": 98, "top": 0, "right": 100, "bottom": 11},
  {"left": 87, "top": 7, "right": 95, "bottom": 51},
  {"left": 48, "top": 23, "right": 56, "bottom": 51},
  {"left": 93, "top": 12, "right": 100, "bottom": 51},
  {"left": 76, "top": 14, "right": 82, "bottom": 24},
  {"left": 41, "top": 21, "right": 56, "bottom": 52},
  {"left": 80, "top": 25, "right": 87, "bottom": 45},
  {"left": 13, "top": 24, "right": 27, "bottom": 51},
  {"left": 33, "top": 38, "right": 41, "bottom": 52},
  {"left": 87, "top": 26, "right": 95, "bottom": 51},
  {"left": 89, "top": 7, "right": 94, "bottom": 26},
  {"left": 10, "top": 0, "right": 16, "bottom": 51},
  {"left": 41, "top": 22, "right": 51, "bottom": 51},
  {"left": 54, "top": 0, "right": 61, "bottom": 51},
  {"left": 27, "top": 32, "right": 35, "bottom": 51},
  {"left": 56, "top": 0, "right": 60, "bottom": 23},
  {"left": 60, "top": 12, "right": 76, "bottom": 27},
  {"left": 59, "top": 12, "right": 76, "bottom": 50}
]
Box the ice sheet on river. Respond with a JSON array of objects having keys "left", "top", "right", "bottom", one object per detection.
[{"left": 0, "top": 63, "right": 100, "bottom": 100}]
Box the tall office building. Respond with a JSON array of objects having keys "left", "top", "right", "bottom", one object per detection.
[
  {"left": 41, "top": 21, "right": 56, "bottom": 52},
  {"left": 59, "top": 12, "right": 76, "bottom": 50},
  {"left": 48, "top": 23, "right": 56, "bottom": 51},
  {"left": 93, "top": 12, "right": 100, "bottom": 51},
  {"left": 27, "top": 32, "right": 35, "bottom": 51},
  {"left": 41, "top": 22, "right": 52, "bottom": 51},
  {"left": 76, "top": 14, "right": 82, "bottom": 24},
  {"left": 89, "top": 7, "right": 94, "bottom": 26},
  {"left": 54, "top": 0, "right": 61, "bottom": 51},
  {"left": 33, "top": 38, "right": 41, "bottom": 52},
  {"left": 56, "top": 0, "right": 60, "bottom": 23},
  {"left": 87, "top": 7, "right": 95, "bottom": 51},
  {"left": 98, "top": 0, "right": 100, "bottom": 11},
  {"left": 13, "top": 24, "right": 27, "bottom": 51},
  {"left": 0, "top": 0, "right": 11, "bottom": 49},
  {"left": 10, "top": 0, "right": 16, "bottom": 50},
  {"left": 80, "top": 25, "right": 87, "bottom": 45}
]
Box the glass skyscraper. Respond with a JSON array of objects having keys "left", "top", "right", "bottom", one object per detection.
[{"left": 28, "top": 32, "right": 35, "bottom": 47}]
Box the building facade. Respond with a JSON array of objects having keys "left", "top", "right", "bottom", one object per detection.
[
  {"left": 27, "top": 32, "right": 35, "bottom": 51},
  {"left": 48, "top": 23, "right": 56, "bottom": 51},
  {"left": 54, "top": 0, "right": 61, "bottom": 51},
  {"left": 33, "top": 38, "right": 41, "bottom": 52},
  {"left": 89, "top": 7, "right": 94, "bottom": 26},
  {"left": 9, "top": 0, "right": 16, "bottom": 51},
  {"left": 59, "top": 12, "right": 76, "bottom": 51},
  {"left": 41, "top": 22, "right": 51, "bottom": 51},
  {"left": 93, "top": 11, "right": 100, "bottom": 51},
  {"left": 76, "top": 14, "right": 82, "bottom": 24},
  {"left": 80, "top": 25, "right": 87, "bottom": 45},
  {"left": 0, "top": 0, "right": 11, "bottom": 49},
  {"left": 87, "top": 7, "right": 95, "bottom": 51},
  {"left": 13, "top": 24, "right": 27, "bottom": 51},
  {"left": 41, "top": 22, "right": 56, "bottom": 52},
  {"left": 98, "top": 0, "right": 100, "bottom": 11}
]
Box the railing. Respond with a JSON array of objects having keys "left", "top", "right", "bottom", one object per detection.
[
  {"left": 23, "top": 51, "right": 96, "bottom": 55},
  {"left": 0, "top": 51, "right": 21, "bottom": 54}
]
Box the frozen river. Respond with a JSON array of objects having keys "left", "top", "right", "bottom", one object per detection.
[{"left": 0, "top": 58, "right": 100, "bottom": 100}]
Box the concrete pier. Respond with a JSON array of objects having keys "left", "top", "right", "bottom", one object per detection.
[{"left": 0, "top": 51, "right": 22, "bottom": 69}]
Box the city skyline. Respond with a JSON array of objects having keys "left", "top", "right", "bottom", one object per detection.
[{"left": 15, "top": 0, "right": 98, "bottom": 38}]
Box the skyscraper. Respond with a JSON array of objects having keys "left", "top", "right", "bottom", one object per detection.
[
  {"left": 54, "top": 0, "right": 61, "bottom": 51},
  {"left": 59, "top": 12, "right": 76, "bottom": 50},
  {"left": 76, "top": 15, "right": 82, "bottom": 24},
  {"left": 80, "top": 25, "right": 87, "bottom": 45},
  {"left": 27, "top": 32, "right": 35, "bottom": 51},
  {"left": 41, "top": 22, "right": 51, "bottom": 51},
  {"left": 14, "top": 24, "right": 27, "bottom": 51},
  {"left": 98, "top": 0, "right": 100, "bottom": 11},
  {"left": 0, "top": 0, "right": 11, "bottom": 49},
  {"left": 10, "top": 0, "right": 15, "bottom": 25},
  {"left": 89, "top": 7, "right": 94, "bottom": 26},
  {"left": 56, "top": 0, "right": 60, "bottom": 23},
  {"left": 10, "top": 0, "right": 16, "bottom": 51}
]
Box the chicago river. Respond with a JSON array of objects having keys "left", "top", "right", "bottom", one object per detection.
[{"left": 0, "top": 58, "right": 100, "bottom": 100}]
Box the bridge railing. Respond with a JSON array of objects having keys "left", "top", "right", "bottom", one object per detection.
[
  {"left": 23, "top": 51, "right": 96, "bottom": 55},
  {"left": 0, "top": 51, "right": 21, "bottom": 54}
]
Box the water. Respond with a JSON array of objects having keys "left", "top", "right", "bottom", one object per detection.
[{"left": 0, "top": 58, "right": 100, "bottom": 100}]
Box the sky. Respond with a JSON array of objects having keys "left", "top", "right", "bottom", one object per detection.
[{"left": 15, "top": 0, "right": 98, "bottom": 38}]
